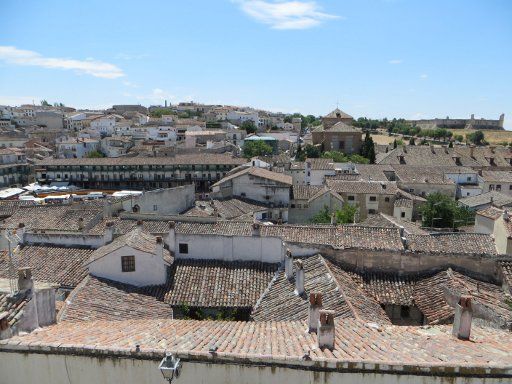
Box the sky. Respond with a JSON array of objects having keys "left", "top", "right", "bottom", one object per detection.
[{"left": 0, "top": 0, "right": 511, "bottom": 128}]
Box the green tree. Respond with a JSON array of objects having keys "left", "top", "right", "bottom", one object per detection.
[
  {"left": 311, "top": 204, "right": 359, "bottom": 224},
  {"left": 360, "top": 132, "right": 376, "bottom": 164},
  {"left": 420, "top": 192, "right": 474, "bottom": 229},
  {"left": 241, "top": 120, "right": 257, "bottom": 134},
  {"left": 448, "top": 141, "right": 453, "bottom": 148},
  {"left": 40, "top": 100, "right": 50, "bottom": 107},
  {"left": 467, "top": 130, "right": 485, "bottom": 145},
  {"left": 86, "top": 150, "right": 105, "bottom": 158},
  {"left": 321, "top": 151, "right": 369, "bottom": 164},
  {"left": 242, "top": 140, "right": 273, "bottom": 158},
  {"left": 296, "top": 143, "right": 305, "bottom": 161},
  {"left": 393, "top": 139, "right": 397, "bottom": 149},
  {"left": 303, "top": 144, "right": 321, "bottom": 158}
]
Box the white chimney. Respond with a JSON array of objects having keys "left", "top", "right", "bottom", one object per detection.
[
  {"left": 103, "top": 221, "right": 115, "bottom": 245},
  {"left": 17, "top": 268, "right": 33, "bottom": 292},
  {"left": 285, "top": 249, "right": 293, "bottom": 280},
  {"left": 452, "top": 295, "right": 472, "bottom": 340},
  {"left": 252, "top": 222, "right": 261, "bottom": 237},
  {"left": 168, "top": 221, "right": 176, "bottom": 252},
  {"left": 308, "top": 292, "right": 323, "bottom": 333},
  {"left": 503, "top": 210, "right": 510, "bottom": 222},
  {"left": 294, "top": 260, "right": 305, "bottom": 296},
  {"left": 16, "top": 223, "right": 26, "bottom": 244},
  {"left": 317, "top": 309, "right": 335, "bottom": 350},
  {"left": 103, "top": 201, "right": 112, "bottom": 219},
  {"left": 78, "top": 217, "right": 84, "bottom": 231},
  {"left": 156, "top": 236, "right": 164, "bottom": 259}
]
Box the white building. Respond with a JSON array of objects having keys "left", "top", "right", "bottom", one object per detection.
[
  {"left": 86, "top": 227, "right": 172, "bottom": 287},
  {"left": 211, "top": 167, "right": 292, "bottom": 208},
  {"left": 56, "top": 137, "right": 100, "bottom": 158},
  {"left": 90, "top": 115, "right": 117, "bottom": 136}
]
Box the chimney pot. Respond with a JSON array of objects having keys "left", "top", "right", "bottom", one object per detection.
[
  {"left": 78, "top": 217, "right": 84, "bottom": 230},
  {"left": 308, "top": 292, "right": 323, "bottom": 333},
  {"left": 169, "top": 221, "right": 176, "bottom": 229},
  {"left": 252, "top": 222, "right": 261, "bottom": 236},
  {"left": 317, "top": 309, "right": 335, "bottom": 350},
  {"left": 294, "top": 259, "right": 305, "bottom": 296},
  {"left": 330, "top": 213, "right": 337, "bottom": 226},
  {"left": 284, "top": 249, "right": 293, "bottom": 280},
  {"left": 452, "top": 295, "right": 472, "bottom": 340},
  {"left": 17, "top": 268, "right": 33, "bottom": 292}
]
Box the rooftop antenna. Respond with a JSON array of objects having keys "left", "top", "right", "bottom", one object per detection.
[{"left": 5, "top": 229, "right": 21, "bottom": 294}]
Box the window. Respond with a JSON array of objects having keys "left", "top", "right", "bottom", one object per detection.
[
  {"left": 153, "top": 205, "right": 158, "bottom": 211},
  {"left": 368, "top": 209, "right": 376, "bottom": 214},
  {"left": 496, "top": 185, "right": 502, "bottom": 191},
  {"left": 348, "top": 196, "right": 355, "bottom": 201},
  {"left": 179, "top": 243, "right": 189, "bottom": 254},
  {"left": 467, "top": 176, "right": 472, "bottom": 182},
  {"left": 509, "top": 185, "right": 512, "bottom": 190},
  {"left": 401, "top": 211, "right": 406, "bottom": 218},
  {"left": 384, "top": 197, "right": 390, "bottom": 202},
  {"left": 369, "top": 196, "right": 377, "bottom": 202},
  {"left": 121, "top": 256, "right": 135, "bottom": 272}
]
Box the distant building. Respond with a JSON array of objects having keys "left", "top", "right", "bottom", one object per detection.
[
  {"left": 408, "top": 113, "right": 505, "bottom": 130},
  {"left": 312, "top": 108, "right": 362, "bottom": 154}
]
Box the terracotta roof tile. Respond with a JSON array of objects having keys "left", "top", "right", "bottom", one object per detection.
[
  {"left": 0, "top": 245, "right": 93, "bottom": 288},
  {"left": 59, "top": 275, "right": 173, "bottom": 322},
  {"left": 407, "top": 233, "right": 497, "bottom": 255}
]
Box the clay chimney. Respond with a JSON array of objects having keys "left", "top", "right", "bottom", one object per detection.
[
  {"left": 452, "top": 295, "right": 472, "bottom": 340},
  {"left": 317, "top": 310, "right": 335, "bottom": 349},
  {"left": 308, "top": 292, "right": 323, "bottom": 333},
  {"left": 330, "top": 213, "right": 337, "bottom": 225},
  {"left": 103, "top": 201, "right": 112, "bottom": 219},
  {"left": 17, "top": 268, "right": 33, "bottom": 292},
  {"left": 503, "top": 210, "right": 509, "bottom": 222},
  {"left": 470, "top": 145, "right": 475, "bottom": 158},
  {"left": 294, "top": 259, "right": 305, "bottom": 296}
]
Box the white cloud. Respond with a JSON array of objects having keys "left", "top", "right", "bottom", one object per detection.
[
  {"left": 122, "top": 80, "right": 139, "bottom": 88},
  {"left": 420, "top": 74, "right": 428, "bottom": 79},
  {"left": 0, "top": 46, "right": 124, "bottom": 79},
  {"left": 388, "top": 59, "right": 402, "bottom": 64},
  {"left": 234, "top": 0, "right": 339, "bottom": 30}
]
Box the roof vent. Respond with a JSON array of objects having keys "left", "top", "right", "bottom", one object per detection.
[
  {"left": 317, "top": 310, "right": 335, "bottom": 350},
  {"left": 294, "top": 260, "right": 305, "bottom": 296},
  {"left": 308, "top": 292, "right": 323, "bottom": 333},
  {"left": 452, "top": 295, "right": 472, "bottom": 340}
]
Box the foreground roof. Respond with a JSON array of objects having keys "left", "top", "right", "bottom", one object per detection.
[
  {"left": 3, "top": 318, "right": 512, "bottom": 376},
  {"left": 459, "top": 191, "right": 512, "bottom": 209},
  {"left": 58, "top": 275, "right": 174, "bottom": 322},
  {"left": 212, "top": 166, "right": 292, "bottom": 187},
  {"left": 145, "top": 259, "right": 278, "bottom": 308},
  {"left": 406, "top": 233, "right": 497, "bottom": 255}
]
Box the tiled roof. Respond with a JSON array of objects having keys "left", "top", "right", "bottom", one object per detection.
[
  {"left": 251, "top": 255, "right": 355, "bottom": 321},
  {"left": 359, "top": 213, "right": 428, "bottom": 235},
  {"left": 0, "top": 205, "right": 103, "bottom": 232},
  {"left": 0, "top": 200, "right": 35, "bottom": 218},
  {"left": 212, "top": 167, "right": 292, "bottom": 187},
  {"left": 0, "top": 291, "right": 30, "bottom": 330},
  {"left": 348, "top": 271, "right": 416, "bottom": 306},
  {"left": 378, "top": 146, "right": 479, "bottom": 167},
  {"left": 407, "top": 233, "right": 497, "bottom": 255},
  {"left": 459, "top": 191, "right": 512, "bottom": 209},
  {"left": 146, "top": 259, "right": 278, "bottom": 308},
  {"left": 476, "top": 206, "right": 503, "bottom": 220},
  {"left": 87, "top": 228, "right": 171, "bottom": 265},
  {"left": 326, "top": 180, "right": 399, "bottom": 195},
  {"left": 313, "top": 121, "right": 361, "bottom": 133},
  {"left": 0, "top": 245, "right": 93, "bottom": 288},
  {"left": 4, "top": 318, "right": 512, "bottom": 374},
  {"left": 184, "top": 198, "right": 267, "bottom": 220},
  {"left": 454, "top": 146, "right": 512, "bottom": 168},
  {"left": 36, "top": 153, "right": 245, "bottom": 166},
  {"left": 59, "top": 275, "right": 173, "bottom": 322},
  {"left": 292, "top": 185, "right": 326, "bottom": 200},
  {"left": 480, "top": 170, "right": 512, "bottom": 183},
  {"left": 393, "top": 166, "right": 456, "bottom": 185},
  {"left": 413, "top": 269, "right": 512, "bottom": 327},
  {"left": 324, "top": 107, "right": 353, "bottom": 119}
]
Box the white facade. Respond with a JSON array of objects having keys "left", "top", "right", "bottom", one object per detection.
[
  {"left": 230, "top": 173, "right": 290, "bottom": 206},
  {"left": 90, "top": 116, "right": 116, "bottom": 136},
  {"left": 168, "top": 229, "right": 284, "bottom": 263},
  {"left": 56, "top": 138, "right": 100, "bottom": 159},
  {"left": 88, "top": 245, "right": 169, "bottom": 287},
  {"left": 227, "top": 110, "right": 259, "bottom": 125}
]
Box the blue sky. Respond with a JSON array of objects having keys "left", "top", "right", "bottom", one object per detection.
[{"left": 0, "top": 0, "right": 511, "bottom": 127}]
